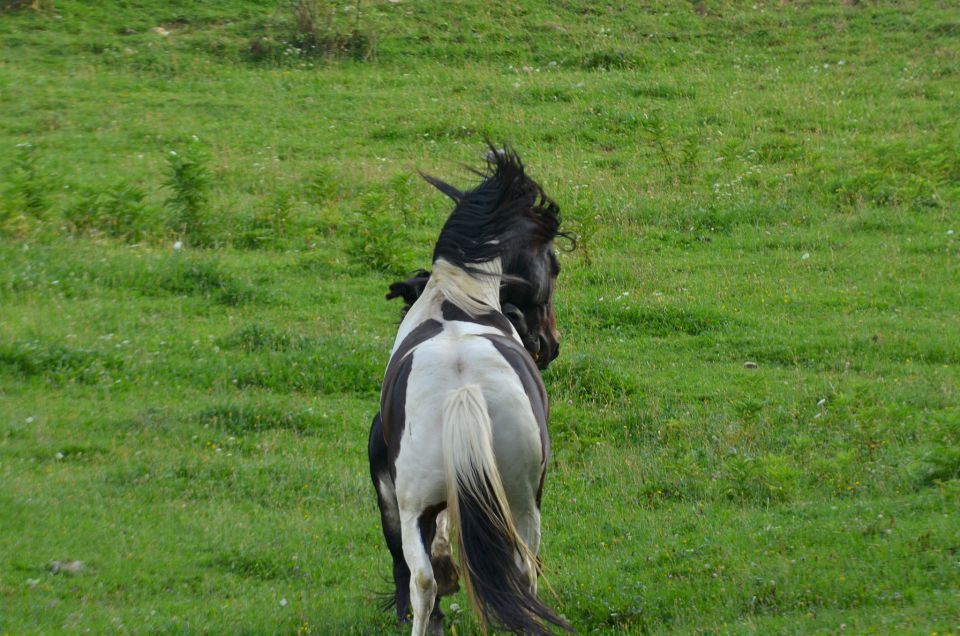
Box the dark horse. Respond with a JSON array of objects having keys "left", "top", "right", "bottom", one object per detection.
[{"left": 368, "top": 147, "right": 571, "bottom": 636}]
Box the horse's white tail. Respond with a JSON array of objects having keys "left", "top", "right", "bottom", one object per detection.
[{"left": 442, "top": 384, "right": 571, "bottom": 636}]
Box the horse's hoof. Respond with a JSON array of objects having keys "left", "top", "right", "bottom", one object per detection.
[
  {"left": 431, "top": 555, "right": 460, "bottom": 597},
  {"left": 426, "top": 615, "right": 445, "bottom": 636}
]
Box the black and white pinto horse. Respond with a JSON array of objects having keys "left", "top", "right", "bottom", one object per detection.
[{"left": 368, "top": 148, "right": 571, "bottom": 636}]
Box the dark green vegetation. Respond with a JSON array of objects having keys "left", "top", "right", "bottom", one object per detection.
[{"left": 2, "top": 1, "right": 958, "bottom": 634}]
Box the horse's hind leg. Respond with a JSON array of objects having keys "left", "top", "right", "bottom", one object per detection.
[
  {"left": 513, "top": 502, "right": 542, "bottom": 594},
  {"left": 376, "top": 477, "right": 410, "bottom": 621},
  {"left": 400, "top": 509, "right": 438, "bottom": 636},
  {"left": 369, "top": 414, "right": 411, "bottom": 621},
  {"left": 430, "top": 510, "right": 459, "bottom": 597}
]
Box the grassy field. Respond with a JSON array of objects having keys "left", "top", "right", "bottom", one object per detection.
[{"left": 1, "top": 1, "right": 959, "bottom": 634}]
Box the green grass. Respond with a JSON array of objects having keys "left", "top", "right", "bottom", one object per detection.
[{"left": 1, "top": 0, "right": 958, "bottom": 634}]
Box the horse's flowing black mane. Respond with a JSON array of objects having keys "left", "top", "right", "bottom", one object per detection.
[{"left": 426, "top": 145, "right": 562, "bottom": 273}]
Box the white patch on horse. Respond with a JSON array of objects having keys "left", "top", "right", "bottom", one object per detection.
[{"left": 378, "top": 476, "right": 399, "bottom": 528}]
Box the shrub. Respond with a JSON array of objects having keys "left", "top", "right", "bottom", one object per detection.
[
  {"left": 345, "top": 175, "right": 420, "bottom": 275},
  {"left": 290, "top": 0, "right": 374, "bottom": 61},
  {"left": 247, "top": 0, "right": 375, "bottom": 63}
]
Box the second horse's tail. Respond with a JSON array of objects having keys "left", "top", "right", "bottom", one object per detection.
[{"left": 441, "top": 384, "right": 571, "bottom": 635}]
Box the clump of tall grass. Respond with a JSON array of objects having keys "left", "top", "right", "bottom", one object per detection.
[
  {"left": 64, "top": 183, "right": 151, "bottom": 242},
  {"left": 1, "top": 142, "right": 53, "bottom": 236},
  {"left": 345, "top": 174, "right": 422, "bottom": 275}
]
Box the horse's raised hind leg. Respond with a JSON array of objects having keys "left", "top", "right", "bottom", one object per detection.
[
  {"left": 430, "top": 510, "right": 459, "bottom": 598},
  {"left": 400, "top": 509, "right": 438, "bottom": 636},
  {"left": 514, "top": 505, "right": 542, "bottom": 594}
]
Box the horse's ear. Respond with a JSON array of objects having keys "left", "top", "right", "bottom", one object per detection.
[
  {"left": 386, "top": 271, "right": 431, "bottom": 308},
  {"left": 420, "top": 173, "right": 463, "bottom": 203}
]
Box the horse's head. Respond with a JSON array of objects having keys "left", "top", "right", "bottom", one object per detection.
[
  {"left": 500, "top": 246, "right": 561, "bottom": 369},
  {"left": 405, "top": 144, "right": 569, "bottom": 369},
  {"left": 385, "top": 270, "right": 431, "bottom": 308}
]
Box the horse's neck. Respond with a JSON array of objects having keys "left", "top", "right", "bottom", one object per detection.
[
  {"left": 390, "top": 258, "right": 502, "bottom": 356},
  {"left": 431, "top": 258, "right": 501, "bottom": 315}
]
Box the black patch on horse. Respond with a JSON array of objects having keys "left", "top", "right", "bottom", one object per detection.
[
  {"left": 368, "top": 412, "right": 412, "bottom": 621},
  {"left": 380, "top": 319, "right": 443, "bottom": 469},
  {"left": 440, "top": 300, "right": 514, "bottom": 336}
]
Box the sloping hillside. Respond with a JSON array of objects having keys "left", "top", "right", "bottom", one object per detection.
[{"left": 1, "top": 1, "right": 958, "bottom": 634}]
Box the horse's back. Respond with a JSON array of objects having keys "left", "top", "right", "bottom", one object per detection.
[{"left": 392, "top": 331, "right": 544, "bottom": 510}]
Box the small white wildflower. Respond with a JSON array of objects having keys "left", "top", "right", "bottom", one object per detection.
[
  {"left": 279, "top": 598, "right": 288, "bottom": 607},
  {"left": 169, "top": 150, "right": 177, "bottom": 156},
  {"left": 801, "top": 252, "right": 810, "bottom": 260},
  {"left": 26, "top": 416, "right": 35, "bottom": 423},
  {"left": 55, "top": 452, "right": 64, "bottom": 460},
  {"left": 173, "top": 241, "right": 183, "bottom": 250},
  {"left": 450, "top": 603, "right": 460, "bottom": 612},
  {"left": 948, "top": 230, "right": 954, "bottom": 235}
]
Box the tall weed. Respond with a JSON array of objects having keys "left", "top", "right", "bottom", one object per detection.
[
  {"left": 165, "top": 143, "right": 212, "bottom": 246},
  {"left": 236, "top": 190, "right": 292, "bottom": 249}
]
